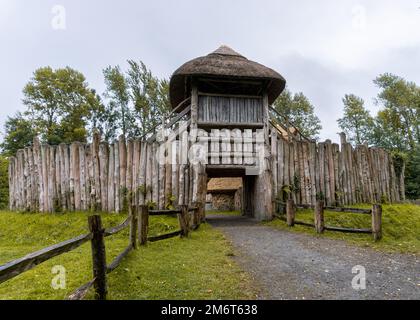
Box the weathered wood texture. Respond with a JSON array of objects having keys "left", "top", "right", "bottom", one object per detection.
[
  {"left": 198, "top": 95, "right": 263, "bottom": 124},
  {"left": 269, "top": 129, "right": 403, "bottom": 206},
  {"left": 9, "top": 127, "right": 403, "bottom": 212}
]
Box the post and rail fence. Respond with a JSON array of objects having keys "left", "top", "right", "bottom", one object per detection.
[
  {"left": 274, "top": 199, "right": 382, "bottom": 241},
  {"left": 0, "top": 203, "right": 204, "bottom": 300}
]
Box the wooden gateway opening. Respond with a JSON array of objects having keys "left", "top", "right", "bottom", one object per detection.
[{"left": 205, "top": 172, "right": 257, "bottom": 218}]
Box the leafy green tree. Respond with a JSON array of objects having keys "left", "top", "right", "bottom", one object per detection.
[
  {"left": 23, "top": 66, "right": 102, "bottom": 144},
  {"left": 405, "top": 146, "right": 420, "bottom": 199},
  {"left": 337, "top": 94, "right": 374, "bottom": 146},
  {"left": 102, "top": 60, "right": 170, "bottom": 139},
  {"left": 0, "top": 112, "right": 37, "bottom": 157},
  {"left": 373, "top": 73, "right": 420, "bottom": 151},
  {"left": 273, "top": 88, "right": 322, "bottom": 140}
]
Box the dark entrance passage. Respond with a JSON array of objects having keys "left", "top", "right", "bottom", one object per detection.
[{"left": 205, "top": 166, "right": 257, "bottom": 218}]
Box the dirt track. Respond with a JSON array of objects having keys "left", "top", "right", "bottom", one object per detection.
[{"left": 207, "top": 215, "right": 420, "bottom": 300}]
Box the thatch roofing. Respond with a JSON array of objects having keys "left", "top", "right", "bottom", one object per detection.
[
  {"left": 169, "top": 45, "right": 286, "bottom": 109},
  {"left": 207, "top": 178, "right": 243, "bottom": 193}
]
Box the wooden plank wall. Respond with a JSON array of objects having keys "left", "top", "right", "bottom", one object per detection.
[
  {"left": 269, "top": 128, "right": 404, "bottom": 206},
  {"left": 198, "top": 95, "right": 263, "bottom": 123}
]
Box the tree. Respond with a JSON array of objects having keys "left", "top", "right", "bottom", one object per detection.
[
  {"left": 337, "top": 94, "right": 374, "bottom": 146},
  {"left": 102, "top": 60, "right": 170, "bottom": 140},
  {"left": 373, "top": 73, "right": 420, "bottom": 151},
  {"left": 405, "top": 146, "right": 420, "bottom": 199},
  {"left": 103, "top": 66, "right": 132, "bottom": 139},
  {"left": 273, "top": 88, "right": 322, "bottom": 140},
  {"left": 0, "top": 112, "right": 37, "bottom": 157},
  {"left": 23, "top": 66, "right": 102, "bottom": 144}
]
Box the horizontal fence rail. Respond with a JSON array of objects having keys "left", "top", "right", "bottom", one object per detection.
[
  {"left": 0, "top": 202, "right": 205, "bottom": 300},
  {"left": 275, "top": 199, "right": 382, "bottom": 241},
  {"left": 0, "top": 233, "right": 92, "bottom": 284}
]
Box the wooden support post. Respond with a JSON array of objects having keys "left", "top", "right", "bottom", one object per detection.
[
  {"left": 286, "top": 199, "right": 295, "bottom": 227},
  {"left": 88, "top": 215, "right": 107, "bottom": 300},
  {"left": 192, "top": 202, "right": 199, "bottom": 227},
  {"left": 314, "top": 200, "right": 325, "bottom": 233},
  {"left": 139, "top": 205, "right": 149, "bottom": 246},
  {"left": 179, "top": 205, "right": 189, "bottom": 237},
  {"left": 130, "top": 205, "right": 138, "bottom": 249},
  {"left": 372, "top": 204, "right": 382, "bottom": 241},
  {"left": 199, "top": 202, "right": 205, "bottom": 223}
]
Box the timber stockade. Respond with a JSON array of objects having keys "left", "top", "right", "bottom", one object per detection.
[{"left": 8, "top": 46, "right": 405, "bottom": 221}]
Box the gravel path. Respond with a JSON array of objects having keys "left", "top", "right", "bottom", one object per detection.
[{"left": 207, "top": 215, "right": 420, "bottom": 300}]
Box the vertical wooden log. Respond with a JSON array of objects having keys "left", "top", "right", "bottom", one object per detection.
[
  {"left": 92, "top": 132, "right": 102, "bottom": 212},
  {"left": 372, "top": 204, "right": 382, "bottom": 241},
  {"left": 118, "top": 135, "right": 127, "bottom": 211},
  {"left": 309, "top": 142, "right": 317, "bottom": 206},
  {"left": 152, "top": 143, "right": 159, "bottom": 208},
  {"left": 71, "top": 143, "right": 81, "bottom": 211},
  {"left": 158, "top": 143, "right": 166, "bottom": 209},
  {"left": 133, "top": 140, "right": 141, "bottom": 206},
  {"left": 190, "top": 84, "right": 198, "bottom": 130},
  {"left": 171, "top": 141, "right": 179, "bottom": 206},
  {"left": 139, "top": 205, "right": 149, "bottom": 246},
  {"left": 88, "top": 215, "right": 107, "bottom": 300},
  {"left": 107, "top": 144, "right": 115, "bottom": 212},
  {"left": 130, "top": 205, "right": 138, "bottom": 249},
  {"left": 145, "top": 143, "right": 153, "bottom": 204},
  {"left": 277, "top": 138, "right": 284, "bottom": 196},
  {"left": 179, "top": 205, "right": 189, "bottom": 237},
  {"left": 314, "top": 200, "right": 325, "bottom": 233},
  {"left": 286, "top": 199, "right": 295, "bottom": 227},
  {"left": 284, "top": 141, "right": 290, "bottom": 188},
  {"left": 271, "top": 130, "right": 278, "bottom": 201},
  {"left": 99, "top": 143, "right": 109, "bottom": 212},
  {"left": 78, "top": 144, "right": 87, "bottom": 211},
  {"left": 126, "top": 140, "right": 134, "bottom": 198},
  {"left": 332, "top": 143, "right": 340, "bottom": 206},
  {"left": 114, "top": 142, "right": 120, "bottom": 212},
  {"left": 138, "top": 142, "right": 147, "bottom": 206}
]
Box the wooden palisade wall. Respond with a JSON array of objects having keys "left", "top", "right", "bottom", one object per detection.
[
  {"left": 270, "top": 128, "right": 405, "bottom": 206},
  {"left": 8, "top": 126, "right": 403, "bottom": 213}
]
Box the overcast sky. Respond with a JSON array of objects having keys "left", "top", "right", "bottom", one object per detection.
[{"left": 1, "top": 0, "right": 420, "bottom": 143}]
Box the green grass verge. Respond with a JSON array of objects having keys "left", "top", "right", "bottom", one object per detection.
[
  {"left": 0, "top": 211, "right": 258, "bottom": 300},
  {"left": 265, "top": 204, "right": 420, "bottom": 254}
]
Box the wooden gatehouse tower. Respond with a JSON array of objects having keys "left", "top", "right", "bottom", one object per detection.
[{"left": 169, "top": 45, "right": 287, "bottom": 220}]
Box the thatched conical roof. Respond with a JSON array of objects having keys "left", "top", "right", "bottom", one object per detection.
[{"left": 169, "top": 45, "right": 286, "bottom": 109}]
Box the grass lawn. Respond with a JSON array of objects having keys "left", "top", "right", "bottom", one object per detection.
[
  {"left": 265, "top": 203, "right": 420, "bottom": 254},
  {"left": 0, "top": 211, "right": 258, "bottom": 300}
]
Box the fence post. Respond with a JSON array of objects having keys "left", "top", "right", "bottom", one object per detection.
[
  {"left": 372, "top": 204, "right": 382, "bottom": 241},
  {"left": 179, "top": 205, "right": 189, "bottom": 237},
  {"left": 286, "top": 199, "right": 295, "bottom": 227},
  {"left": 88, "top": 215, "right": 107, "bottom": 300},
  {"left": 130, "top": 205, "right": 138, "bottom": 249},
  {"left": 314, "top": 200, "right": 325, "bottom": 233},
  {"left": 192, "top": 202, "right": 199, "bottom": 227},
  {"left": 139, "top": 205, "right": 149, "bottom": 246}
]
